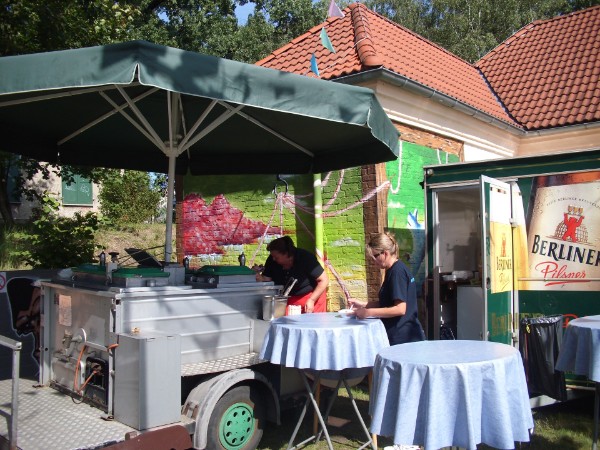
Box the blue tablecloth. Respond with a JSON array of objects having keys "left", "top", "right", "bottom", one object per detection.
[
  {"left": 556, "top": 315, "right": 600, "bottom": 382},
  {"left": 259, "top": 312, "right": 389, "bottom": 371},
  {"left": 370, "top": 340, "right": 533, "bottom": 450}
]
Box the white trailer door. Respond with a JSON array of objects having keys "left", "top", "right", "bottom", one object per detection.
[{"left": 480, "top": 176, "right": 518, "bottom": 345}]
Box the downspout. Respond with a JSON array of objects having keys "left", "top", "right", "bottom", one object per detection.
[{"left": 313, "top": 173, "right": 325, "bottom": 268}]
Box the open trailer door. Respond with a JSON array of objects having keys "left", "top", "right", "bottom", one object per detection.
[{"left": 480, "top": 176, "right": 518, "bottom": 345}]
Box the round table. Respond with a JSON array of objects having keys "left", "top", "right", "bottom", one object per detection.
[
  {"left": 259, "top": 312, "right": 389, "bottom": 450},
  {"left": 556, "top": 315, "right": 600, "bottom": 450},
  {"left": 370, "top": 340, "right": 534, "bottom": 450}
]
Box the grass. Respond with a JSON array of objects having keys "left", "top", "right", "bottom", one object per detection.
[
  {"left": 0, "top": 222, "right": 174, "bottom": 269},
  {"left": 94, "top": 222, "right": 175, "bottom": 264},
  {"left": 258, "top": 386, "right": 596, "bottom": 449},
  {"left": 0, "top": 224, "right": 30, "bottom": 269}
]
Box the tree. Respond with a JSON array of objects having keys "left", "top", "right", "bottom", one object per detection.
[
  {"left": 0, "top": 0, "right": 141, "bottom": 55},
  {"left": 0, "top": 0, "right": 142, "bottom": 225},
  {"left": 0, "top": 0, "right": 326, "bottom": 225},
  {"left": 12, "top": 193, "right": 100, "bottom": 268},
  {"left": 138, "top": 0, "right": 323, "bottom": 62},
  {"left": 99, "top": 170, "right": 163, "bottom": 224},
  {"left": 365, "top": 0, "right": 596, "bottom": 62}
]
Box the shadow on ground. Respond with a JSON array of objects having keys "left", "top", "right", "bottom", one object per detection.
[{"left": 259, "top": 387, "right": 595, "bottom": 450}]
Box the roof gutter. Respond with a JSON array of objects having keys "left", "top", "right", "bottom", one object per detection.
[
  {"left": 333, "top": 68, "right": 525, "bottom": 135},
  {"left": 523, "top": 120, "right": 600, "bottom": 136},
  {"left": 335, "top": 68, "right": 600, "bottom": 138}
]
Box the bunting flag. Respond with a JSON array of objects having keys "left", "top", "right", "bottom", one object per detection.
[
  {"left": 327, "top": 0, "right": 345, "bottom": 18},
  {"left": 310, "top": 54, "right": 320, "bottom": 77},
  {"left": 320, "top": 27, "right": 336, "bottom": 53}
]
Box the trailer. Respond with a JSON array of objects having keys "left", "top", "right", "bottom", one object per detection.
[
  {"left": 0, "top": 261, "right": 304, "bottom": 450},
  {"left": 422, "top": 148, "right": 600, "bottom": 403}
]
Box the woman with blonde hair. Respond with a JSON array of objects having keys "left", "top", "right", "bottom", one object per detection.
[{"left": 349, "top": 231, "right": 425, "bottom": 345}]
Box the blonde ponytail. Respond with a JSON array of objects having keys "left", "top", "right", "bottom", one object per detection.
[{"left": 367, "top": 231, "right": 398, "bottom": 258}]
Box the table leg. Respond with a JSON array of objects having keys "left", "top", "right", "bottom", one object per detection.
[
  {"left": 369, "top": 371, "right": 378, "bottom": 448},
  {"left": 313, "top": 378, "right": 321, "bottom": 435},
  {"left": 593, "top": 382, "right": 599, "bottom": 450},
  {"left": 314, "top": 378, "right": 343, "bottom": 443},
  {"left": 341, "top": 375, "right": 376, "bottom": 450},
  {"left": 287, "top": 371, "right": 334, "bottom": 450}
]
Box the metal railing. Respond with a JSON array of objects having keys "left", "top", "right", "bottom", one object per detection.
[{"left": 0, "top": 334, "right": 22, "bottom": 450}]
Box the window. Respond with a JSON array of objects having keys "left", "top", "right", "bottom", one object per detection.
[{"left": 62, "top": 175, "right": 93, "bottom": 206}]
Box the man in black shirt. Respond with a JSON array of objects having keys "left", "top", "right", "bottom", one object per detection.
[{"left": 256, "top": 236, "right": 328, "bottom": 313}]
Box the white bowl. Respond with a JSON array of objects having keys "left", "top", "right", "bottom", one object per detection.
[{"left": 337, "top": 308, "right": 355, "bottom": 316}]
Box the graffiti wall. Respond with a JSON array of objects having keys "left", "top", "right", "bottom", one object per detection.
[
  {"left": 179, "top": 142, "right": 459, "bottom": 310},
  {"left": 386, "top": 141, "right": 460, "bottom": 297},
  {"left": 182, "top": 174, "right": 315, "bottom": 268},
  {"left": 181, "top": 168, "right": 371, "bottom": 309}
]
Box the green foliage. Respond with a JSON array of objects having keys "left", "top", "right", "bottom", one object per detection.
[
  {"left": 365, "top": 0, "right": 592, "bottom": 62},
  {"left": 0, "top": 224, "right": 30, "bottom": 269},
  {"left": 140, "top": 0, "right": 323, "bottom": 63},
  {"left": 12, "top": 193, "right": 100, "bottom": 269},
  {"left": 99, "top": 170, "right": 163, "bottom": 224},
  {"left": 0, "top": 0, "right": 141, "bottom": 55},
  {"left": 0, "top": 0, "right": 324, "bottom": 225}
]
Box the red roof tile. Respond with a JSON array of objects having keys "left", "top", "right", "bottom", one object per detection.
[
  {"left": 477, "top": 6, "right": 600, "bottom": 131},
  {"left": 257, "top": 3, "right": 600, "bottom": 132},
  {"left": 257, "top": 3, "right": 515, "bottom": 127}
]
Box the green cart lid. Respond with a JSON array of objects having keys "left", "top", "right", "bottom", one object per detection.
[
  {"left": 72, "top": 264, "right": 104, "bottom": 274},
  {"left": 73, "top": 264, "right": 169, "bottom": 277},
  {"left": 196, "top": 265, "right": 255, "bottom": 276},
  {"left": 112, "top": 267, "right": 170, "bottom": 278}
]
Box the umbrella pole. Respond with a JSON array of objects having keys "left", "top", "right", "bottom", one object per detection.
[{"left": 164, "top": 155, "right": 176, "bottom": 264}]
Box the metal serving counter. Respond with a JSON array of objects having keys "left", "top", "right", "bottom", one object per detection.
[{"left": 40, "top": 272, "right": 279, "bottom": 429}]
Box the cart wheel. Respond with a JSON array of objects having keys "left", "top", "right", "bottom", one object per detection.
[{"left": 206, "top": 385, "right": 265, "bottom": 450}]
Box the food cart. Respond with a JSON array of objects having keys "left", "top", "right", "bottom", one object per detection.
[{"left": 1, "top": 257, "right": 306, "bottom": 449}]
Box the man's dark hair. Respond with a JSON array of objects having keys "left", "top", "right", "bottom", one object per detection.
[{"left": 266, "top": 236, "right": 296, "bottom": 256}]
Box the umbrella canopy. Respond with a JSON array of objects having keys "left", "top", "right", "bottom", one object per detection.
[
  {"left": 0, "top": 40, "right": 400, "bottom": 261},
  {"left": 0, "top": 40, "right": 399, "bottom": 175}
]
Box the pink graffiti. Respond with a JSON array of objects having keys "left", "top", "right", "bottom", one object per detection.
[{"left": 182, "top": 193, "right": 282, "bottom": 255}]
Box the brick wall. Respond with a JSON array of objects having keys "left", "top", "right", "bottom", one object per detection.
[
  {"left": 177, "top": 169, "right": 370, "bottom": 311},
  {"left": 175, "top": 126, "right": 461, "bottom": 313}
]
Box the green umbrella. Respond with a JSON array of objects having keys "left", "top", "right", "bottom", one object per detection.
[{"left": 0, "top": 40, "right": 399, "bottom": 260}]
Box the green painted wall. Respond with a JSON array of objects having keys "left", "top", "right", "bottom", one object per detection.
[
  {"left": 321, "top": 168, "right": 367, "bottom": 308},
  {"left": 386, "top": 142, "right": 459, "bottom": 296}
]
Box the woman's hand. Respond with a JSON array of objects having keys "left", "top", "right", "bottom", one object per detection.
[
  {"left": 355, "top": 307, "right": 372, "bottom": 319},
  {"left": 348, "top": 298, "right": 367, "bottom": 309}
]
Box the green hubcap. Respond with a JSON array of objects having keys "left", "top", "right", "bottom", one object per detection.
[{"left": 218, "top": 402, "right": 255, "bottom": 449}]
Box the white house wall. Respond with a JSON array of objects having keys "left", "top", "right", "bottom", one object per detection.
[
  {"left": 365, "top": 79, "right": 519, "bottom": 161},
  {"left": 354, "top": 78, "right": 599, "bottom": 161},
  {"left": 519, "top": 124, "right": 600, "bottom": 156}
]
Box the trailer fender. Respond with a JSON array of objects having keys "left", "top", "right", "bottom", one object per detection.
[{"left": 183, "top": 368, "right": 280, "bottom": 449}]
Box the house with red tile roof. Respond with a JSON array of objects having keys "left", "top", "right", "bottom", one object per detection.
[
  {"left": 179, "top": 6, "right": 599, "bottom": 308},
  {"left": 257, "top": 3, "right": 599, "bottom": 161},
  {"left": 253, "top": 4, "right": 600, "bottom": 304}
]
